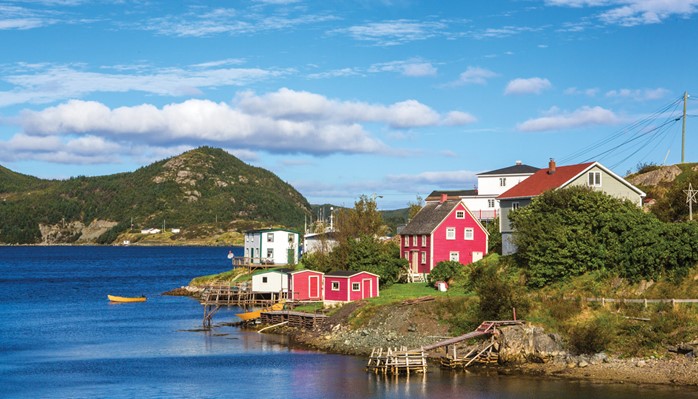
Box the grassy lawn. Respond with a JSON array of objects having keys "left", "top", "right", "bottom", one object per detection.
[{"left": 366, "top": 282, "right": 468, "bottom": 305}]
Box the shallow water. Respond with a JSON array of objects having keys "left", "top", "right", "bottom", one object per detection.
[{"left": 1, "top": 246, "right": 696, "bottom": 398}]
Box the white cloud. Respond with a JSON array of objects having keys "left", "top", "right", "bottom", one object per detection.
[
  {"left": 546, "top": 0, "right": 698, "bottom": 26},
  {"left": 0, "top": 5, "right": 59, "bottom": 30},
  {"left": 8, "top": 88, "right": 473, "bottom": 162},
  {"left": 442, "top": 111, "right": 477, "bottom": 126},
  {"left": 0, "top": 63, "right": 286, "bottom": 107},
  {"left": 233, "top": 88, "right": 468, "bottom": 128},
  {"left": 565, "top": 86, "right": 600, "bottom": 96},
  {"left": 454, "top": 66, "right": 498, "bottom": 85},
  {"left": 307, "top": 68, "right": 361, "bottom": 79},
  {"left": 142, "top": 6, "right": 336, "bottom": 37},
  {"left": 386, "top": 170, "right": 478, "bottom": 186},
  {"left": 504, "top": 77, "right": 552, "bottom": 95},
  {"left": 369, "top": 59, "right": 438, "bottom": 77},
  {"left": 605, "top": 87, "right": 670, "bottom": 100},
  {"left": 517, "top": 105, "right": 620, "bottom": 131},
  {"left": 335, "top": 19, "right": 448, "bottom": 46}
]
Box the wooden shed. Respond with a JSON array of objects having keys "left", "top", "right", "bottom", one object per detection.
[
  {"left": 324, "top": 270, "right": 379, "bottom": 304},
  {"left": 289, "top": 270, "right": 324, "bottom": 301},
  {"left": 251, "top": 268, "right": 291, "bottom": 296}
]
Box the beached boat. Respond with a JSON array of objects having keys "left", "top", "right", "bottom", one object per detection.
[
  {"left": 108, "top": 295, "right": 147, "bottom": 303},
  {"left": 236, "top": 301, "right": 285, "bottom": 321}
]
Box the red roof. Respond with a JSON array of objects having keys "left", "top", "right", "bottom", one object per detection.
[{"left": 497, "top": 162, "right": 594, "bottom": 199}]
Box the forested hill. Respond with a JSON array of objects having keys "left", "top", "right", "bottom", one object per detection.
[{"left": 0, "top": 147, "right": 312, "bottom": 244}]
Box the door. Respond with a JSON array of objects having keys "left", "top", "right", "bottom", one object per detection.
[
  {"left": 472, "top": 251, "right": 484, "bottom": 262},
  {"left": 362, "top": 278, "right": 372, "bottom": 299},
  {"left": 411, "top": 251, "right": 419, "bottom": 273},
  {"left": 309, "top": 275, "right": 319, "bottom": 299},
  {"left": 251, "top": 248, "right": 255, "bottom": 263}
]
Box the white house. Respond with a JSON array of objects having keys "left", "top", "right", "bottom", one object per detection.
[
  {"left": 426, "top": 161, "right": 539, "bottom": 221},
  {"left": 251, "top": 269, "right": 291, "bottom": 295},
  {"left": 303, "top": 231, "right": 338, "bottom": 255},
  {"left": 244, "top": 229, "right": 300, "bottom": 265},
  {"left": 140, "top": 228, "right": 161, "bottom": 234}
]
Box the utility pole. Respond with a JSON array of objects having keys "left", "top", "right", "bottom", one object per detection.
[{"left": 682, "top": 91, "right": 688, "bottom": 163}]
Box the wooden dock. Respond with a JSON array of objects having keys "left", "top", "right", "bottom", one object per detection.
[
  {"left": 260, "top": 310, "right": 327, "bottom": 329},
  {"left": 366, "top": 347, "right": 428, "bottom": 375},
  {"left": 200, "top": 284, "right": 286, "bottom": 328}
]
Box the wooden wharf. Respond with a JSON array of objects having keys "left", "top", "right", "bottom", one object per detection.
[
  {"left": 366, "top": 347, "right": 428, "bottom": 375},
  {"left": 367, "top": 320, "right": 524, "bottom": 375},
  {"left": 260, "top": 310, "right": 327, "bottom": 329},
  {"left": 200, "top": 283, "right": 286, "bottom": 328}
]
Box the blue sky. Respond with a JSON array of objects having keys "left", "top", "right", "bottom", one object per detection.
[{"left": 0, "top": 0, "right": 697, "bottom": 209}]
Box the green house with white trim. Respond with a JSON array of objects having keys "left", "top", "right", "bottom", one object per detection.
[{"left": 243, "top": 229, "right": 299, "bottom": 265}]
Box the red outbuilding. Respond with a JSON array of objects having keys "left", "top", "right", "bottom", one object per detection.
[
  {"left": 288, "top": 269, "right": 324, "bottom": 301},
  {"left": 400, "top": 195, "right": 488, "bottom": 277},
  {"left": 323, "top": 270, "right": 380, "bottom": 304}
]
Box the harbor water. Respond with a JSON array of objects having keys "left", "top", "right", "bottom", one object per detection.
[{"left": 1, "top": 246, "right": 696, "bottom": 398}]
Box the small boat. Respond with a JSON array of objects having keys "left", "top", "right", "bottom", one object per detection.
[
  {"left": 108, "top": 295, "right": 147, "bottom": 303},
  {"left": 236, "top": 301, "right": 285, "bottom": 321}
]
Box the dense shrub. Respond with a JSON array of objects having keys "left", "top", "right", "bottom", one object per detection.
[
  {"left": 427, "top": 260, "right": 465, "bottom": 286},
  {"left": 471, "top": 263, "right": 529, "bottom": 321},
  {"left": 568, "top": 314, "right": 616, "bottom": 354},
  {"left": 510, "top": 186, "right": 698, "bottom": 287}
]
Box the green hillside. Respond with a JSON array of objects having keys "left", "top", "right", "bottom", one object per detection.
[{"left": 0, "top": 147, "right": 311, "bottom": 244}]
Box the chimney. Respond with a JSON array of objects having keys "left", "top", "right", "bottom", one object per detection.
[
  {"left": 440, "top": 193, "right": 448, "bottom": 203},
  {"left": 515, "top": 160, "right": 522, "bottom": 165},
  {"left": 548, "top": 158, "right": 556, "bottom": 174}
]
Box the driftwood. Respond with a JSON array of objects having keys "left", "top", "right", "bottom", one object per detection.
[{"left": 401, "top": 296, "right": 435, "bottom": 305}]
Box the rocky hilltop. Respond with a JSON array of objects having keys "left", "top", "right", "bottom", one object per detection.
[{"left": 0, "top": 147, "right": 311, "bottom": 245}]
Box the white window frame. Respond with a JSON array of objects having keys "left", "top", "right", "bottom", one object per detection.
[
  {"left": 449, "top": 251, "right": 459, "bottom": 262},
  {"left": 488, "top": 199, "right": 495, "bottom": 208},
  {"left": 331, "top": 281, "right": 340, "bottom": 291},
  {"left": 499, "top": 177, "right": 506, "bottom": 187},
  {"left": 352, "top": 282, "right": 360, "bottom": 291},
  {"left": 404, "top": 251, "right": 409, "bottom": 259},
  {"left": 262, "top": 276, "right": 268, "bottom": 283},
  {"left": 420, "top": 251, "right": 426, "bottom": 264},
  {"left": 446, "top": 227, "right": 456, "bottom": 240},
  {"left": 421, "top": 235, "right": 426, "bottom": 246},
  {"left": 464, "top": 228, "right": 474, "bottom": 240},
  {"left": 588, "top": 171, "right": 602, "bottom": 187},
  {"left": 412, "top": 235, "right": 418, "bottom": 246},
  {"left": 404, "top": 236, "right": 409, "bottom": 247},
  {"left": 455, "top": 210, "right": 465, "bottom": 219},
  {"left": 266, "top": 248, "right": 274, "bottom": 258},
  {"left": 267, "top": 232, "right": 274, "bottom": 243},
  {"left": 512, "top": 202, "right": 520, "bottom": 210}
]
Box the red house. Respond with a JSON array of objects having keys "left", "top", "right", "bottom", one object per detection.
[
  {"left": 400, "top": 195, "right": 488, "bottom": 276},
  {"left": 288, "top": 270, "right": 324, "bottom": 301},
  {"left": 323, "top": 271, "right": 380, "bottom": 304}
]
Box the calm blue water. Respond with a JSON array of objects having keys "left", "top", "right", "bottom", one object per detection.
[{"left": 1, "top": 246, "right": 696, "bottom": 399}]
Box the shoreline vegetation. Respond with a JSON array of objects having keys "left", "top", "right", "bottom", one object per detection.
[{"left": 178, "top": 254, "right": 698, "bottom": 389}]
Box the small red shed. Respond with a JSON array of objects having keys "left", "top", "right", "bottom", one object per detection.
[
  {"left": 324, "top": 270, "right": 380, "bottom": 304},
  {"left": 289, "top": 270, "right": 324, "bottom": 301}
]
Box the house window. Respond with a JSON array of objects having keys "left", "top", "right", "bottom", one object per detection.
[
  {"left": 446, "top": 227, "right": 456, "bottom": 240},
  {"left": 331, "top": 281, "right": 340, "bottom": 291},
  {"left": 421, "top": 235, "right": 426, "bottom": 246},
  {"left": 499, "top": 177, "right": 506, "bottom": 187},
  {"left": 267, "top": 248, "right": 274, "bottom": 258},
  {"left": 267, "top": 233, "right": 274, "bottom": 243},
  {"left": 412, "top": 235, "right": 418, "bottom": 246},
  {"left": 352, "top": 282, "right": 360, "bottom": 291},
  {"left": 588, "top": 171, "right": 601, "bottom": 187},
  {"left": 421, "top": 251, "right": 426, "bottom": 264},
  {"left": 288, "top": 233, "right": 294, "bottom": 244},
  {"left": 488, "top": 199, "right": 495, "bottom": 208},
  {"left": 262, "top": 277, "right": 268, "bottom": 283},
  {"left": 512, "top": 202, "right": 520, "bottom": 210},
  {"left": 404, "top": 236, "right": 409, "bottom": 247},
  {"left": 456, "top": 210, "right": 465, "bottom": 219},
  {"left": 464, "top": 228, "right": 474, "bottom": 240},
  {"left": 450, "top": 251, "right": 460, "bottom": 262},
  {"left": 404, "top": 251, "right": 409, "bottom": 259}
]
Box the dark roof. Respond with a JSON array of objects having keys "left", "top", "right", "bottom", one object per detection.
[
  {"left": 245, "top": 228, "right": 299, "bottom": 234},
  {"left": 326, "top": 270, "right": 380, "bottom": 278},
  {"left": 253, "top": 268, "right": 294, "bottom": 275},
  {"left": 497, "top": 162, "right": 594, "bottom": 200},
  {"left": 478, "top": 163, "right": 540, "bottom": 176},
  {"left": 400, "top": 200, "right": 461, "bottom": 235},
  {"left": 426, "top": 189, "right": 477, "bottom": 201}
]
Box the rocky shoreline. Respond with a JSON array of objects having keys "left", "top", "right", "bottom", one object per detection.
[{"left": 173, "top": 286, "right": 698, "bottom": 388}]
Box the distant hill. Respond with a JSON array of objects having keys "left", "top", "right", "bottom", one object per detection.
[
  {"left": 0, "top": 147, "right": 311, "bottom": 244},
  {"left": 626, "top": 163, "right": 698, "bottom": 222}
]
